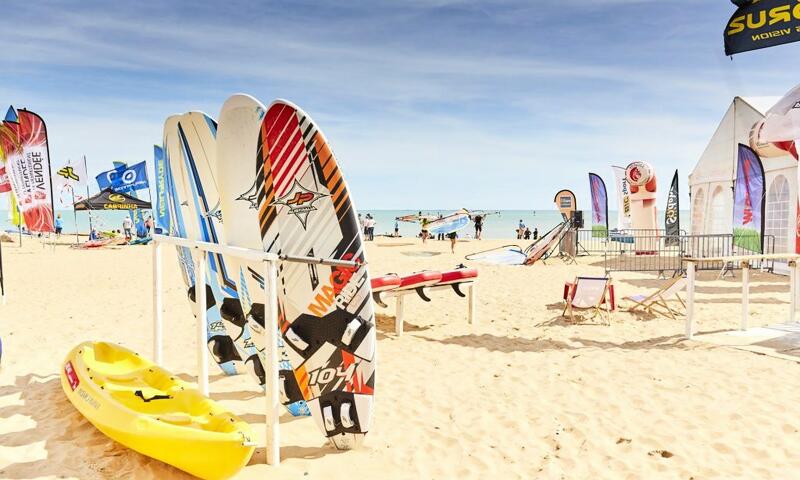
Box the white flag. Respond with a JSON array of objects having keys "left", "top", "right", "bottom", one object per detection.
[
  {"left": 52, "top": 158, "right": 88, "bottom": 207},
  {"left": 612, "top": 166, "right": 632, "bottom": 230}
]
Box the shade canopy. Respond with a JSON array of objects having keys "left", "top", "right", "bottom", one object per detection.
[{"left": 74, "top": 188, "right": 152, "bottom": 211}]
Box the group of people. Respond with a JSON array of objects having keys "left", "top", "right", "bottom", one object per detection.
[
  {"left": 516, "top": 219, "right": 538, "bottom": 241},
  {"left": 359, "top": 213, "right": 376, "bottom": 241}
]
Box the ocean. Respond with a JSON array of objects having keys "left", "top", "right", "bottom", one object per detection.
[{"left": 0, "top": 209, "right": 692, "bottom": 240}]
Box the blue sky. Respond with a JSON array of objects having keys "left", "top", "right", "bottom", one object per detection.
[{"left": 2, "top": 0, "right": 800, "bottom": 211}]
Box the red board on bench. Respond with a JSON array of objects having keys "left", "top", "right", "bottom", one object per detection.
[
  {"left": 371, "top": 274, "right": 401, "bottom": 292},
  {"left": 398, "top": 271, "right": 442, "bottom": 289},
  {"left": 438, "top": 268, "right": 478, "bottom": 286}
]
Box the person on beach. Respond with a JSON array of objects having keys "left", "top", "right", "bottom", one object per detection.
[
  {"left": 517, "top": 219, "right": 526, "bottom": 239},
  {"left": 55, "top": 214, "right": 63, "bottom": 238},
  {"left": 421, "top": 217, "right": 430, "bottom": 244},
  {"left": 122, "top": 216, "right": 133, "bottom": 240},
  {"left": 533, "top": 227, "right": 539, "bottom": 240},
  {"left": 394, "top": 220, "right": 399, "bottom": 237},
  {"left": 365, "top": 214, "right": 375, "bottom": 241},
  {"left": 473, "top": 214, "right": 483, "bottom": 240},
  {"left": 524, "top": 227, "right": 531, "bottom": 240},
  {"left": 447, "top": 231, "right": 457, "bottom": 253},
  {"left": 144, "top": 215, "right": 153, "bottom": 234},
  {"left": 89, "top": 228, "right": 98, "bottom": 241}
]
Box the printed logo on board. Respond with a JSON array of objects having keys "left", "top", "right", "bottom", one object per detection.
[
  {"left": 271, "top": 180, "right": 327, "bottom": 228},
  {"left": 64, "top": 361, "right": 80, "bottom": 390},
  {"left": 236, "top": 181, "right": 259, "bottom": 209}
]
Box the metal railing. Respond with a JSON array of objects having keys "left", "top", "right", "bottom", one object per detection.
[{"left": 594, "top": 232, "right": 777, "bottom": 275}]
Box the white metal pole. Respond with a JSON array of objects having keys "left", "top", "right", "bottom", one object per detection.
[
  {"left": 468, "top": 284, "right": 476, "bottom": 325},
  {"left": 264, "top": 259, "right": 280, "bottom": 466},
  {"left": 686, "top": 262, "right": 695, "bottom": 339},
  {"left": 395, "top": 295, "right": 405, "bottom": 335},
  {"left": 741, "top": 261, "right": 750, "bottom": 331},
  {"left": 197, "top": 250, "right": 209, "bottom": 396},
  {"left": 153, "top": 241, "right": 163, "bottom": 365},
  {"left": 790, "top": 261, "right": 797, "bottom": 325}
]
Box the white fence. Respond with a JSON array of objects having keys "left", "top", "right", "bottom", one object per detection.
[
  {"left": 684, "top": 254, "right": 800, "bottom": 339},
  {"left": 151, "top": 234, "right": 360, "bottom": 466}
]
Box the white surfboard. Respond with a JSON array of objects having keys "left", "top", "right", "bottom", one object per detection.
[
  {"left": 216, "top": 94, "right": 310, "bottom": 417},
  {"left": 163, "top": 115, "right": 241, "bottom": 376}
]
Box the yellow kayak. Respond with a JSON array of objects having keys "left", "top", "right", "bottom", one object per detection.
[{"left": 60, "top": 342, "right": 255, "bottom": 480}]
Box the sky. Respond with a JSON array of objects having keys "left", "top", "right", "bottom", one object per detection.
[{"left": 2, "top": 0, "right": 800, "bottom": 211}]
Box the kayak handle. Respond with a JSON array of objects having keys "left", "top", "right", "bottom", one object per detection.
[{"left": 135, "top": 390, "right": 172, "bottom": 402}]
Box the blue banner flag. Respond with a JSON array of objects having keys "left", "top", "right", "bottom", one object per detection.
[
  {"left": 153, "top": 145, "right": 169, "bottom": 232},
  {"left": 96, "top": 160, "right": 149, "bottom": 193}
]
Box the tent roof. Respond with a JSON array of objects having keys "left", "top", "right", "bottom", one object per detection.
[
  {"left": 74, "top": 188, "right": 152, "bottom": 211},
  {"left": 739, "top": 96, "right": 780, "bottom": 115}
]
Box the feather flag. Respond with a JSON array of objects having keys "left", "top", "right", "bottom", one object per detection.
[
  {"left": 588, "top": 173, "right": 608, "bottom": 238},
  {"left": 0, "top": 108, "right": 55, "bottom": 233},
  {"left": 732, "top": 144, "right": 765, "bottom": 253}
]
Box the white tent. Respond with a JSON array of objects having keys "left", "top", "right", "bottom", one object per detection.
[{"left": 689, "top": 96, "right": 797, "bottom": 257}]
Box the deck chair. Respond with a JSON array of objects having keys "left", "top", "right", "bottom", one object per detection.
[
  {"left": 562, "top": 277, "right": 612, "bottom": 325},
  {"left": 624, "top": 276, "right": 686, "bottom": 320}
]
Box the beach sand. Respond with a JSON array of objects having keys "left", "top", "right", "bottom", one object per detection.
[{"left": 1, "top": 237, "right": 799, "bottom": 479}]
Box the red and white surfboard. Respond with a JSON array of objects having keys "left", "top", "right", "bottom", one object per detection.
[{"left": 257, "top": 99, "right": 376, "bottom": 450}]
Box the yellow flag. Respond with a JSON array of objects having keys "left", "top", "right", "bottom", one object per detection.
[{"left": 10, "top": 191, "right": 23, "bottom": 227}]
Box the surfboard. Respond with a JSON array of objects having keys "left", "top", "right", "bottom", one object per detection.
[
  {"left": 175, "top": 111, "right": 265, "bottom": 386},
  {"left": 216, "top": 94, "right": 310, "bottom": 417},
  {"left": 427, "top": 210, "right": 470, "bottom": 235},
  {"left": 163, "top": 114, "right": 240, "bottom": 376},
  {"left": 257, "top": 99, "right": 376, "bottom": 450}
]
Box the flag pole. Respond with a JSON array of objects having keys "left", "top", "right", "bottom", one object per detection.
[
  {"left": 72, "top": 187, "right": 79, "bottom": 244},
  {"left": 83, "top": 155, "right": 92, "bottom": 236}
]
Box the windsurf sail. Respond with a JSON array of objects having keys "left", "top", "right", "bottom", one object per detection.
[
  {"left": 465, "top": 221, "right": 569, "bottom": 266},
  {"left": 396, "top": 213, "right": 436, "bottom": 223},
  {"left": 522, "top": 221, "right": 569, "bottom": 265},
  {"left": 427, "top": 209, "right": 471, "bottom": 235}
]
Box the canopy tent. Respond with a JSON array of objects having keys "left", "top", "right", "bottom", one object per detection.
[
  {"left": 689, "top": 97, "right": 796, "bottom": 251},
  {"left": 74, "top": 188, "right": 152, "bottom": 211}
]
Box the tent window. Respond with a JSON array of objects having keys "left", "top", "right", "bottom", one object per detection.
[
  {"left": 692, "top": 188, "right": 705, "bottom": 235},
  {"left": 709, "top": 186, "right": 728, "bottom": 234},
  {"left": 766, "top": 175, "right": 790, "bottom": 254}
]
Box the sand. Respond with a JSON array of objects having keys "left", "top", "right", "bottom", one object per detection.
[{"left": 1, "top": 236, "right": 799, "bottom": 479}]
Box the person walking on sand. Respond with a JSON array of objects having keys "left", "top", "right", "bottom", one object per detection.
[
  {"left": 122, "top": 216, "right": 133, "bottom": 240},
  {"left": 447, "top": 231, "right": 457, "bottom": 253},
  {"left": 55, "top": 214, "right": 63, "bottom": 239},
  {"left": 421, "top": 217, "right": 430, "bottom": 244},
  {"left": 473, "top": 214, "right": 483, "bottom": 240}
]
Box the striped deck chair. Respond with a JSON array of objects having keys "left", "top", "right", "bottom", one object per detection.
[
  {"left": 625, "top": 276, "right": 686, "bottom": 320},
  {"left": 562, "top": 276, "right": 612, "bottom": 325}
]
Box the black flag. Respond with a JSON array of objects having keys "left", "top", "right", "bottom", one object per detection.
[
  {"left": 724, "top": 0, "right": 800, "bottom": 56},
  {"left": 664, "top": 171, "right": 680, "bottom": 247}
]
